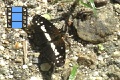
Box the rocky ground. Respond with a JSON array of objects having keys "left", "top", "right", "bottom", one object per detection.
[{"left": 0, "top": 0, "right": 120, "bottom": 80}]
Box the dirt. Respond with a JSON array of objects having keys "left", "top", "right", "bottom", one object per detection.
[{"left": 0, "top": 0, "right": 120, "bottom": 80}]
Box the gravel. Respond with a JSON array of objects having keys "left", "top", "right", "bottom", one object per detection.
[{"left": 0, "top": 0, "right": 120, "bottom": 80}]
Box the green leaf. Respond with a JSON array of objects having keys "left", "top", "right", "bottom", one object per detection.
[
  {"left": 79, "top": 0, "right": 97, "bottom": 17},
  {"left": 68, "top": 65, "right": 78, "bottom": 80},
  {"left": 41, "top": 14, "right": 51, "bottom": 20},
  {"left": 79, "top": 0, "right": 92, "bottom": 8},
  {"left": 89, "top": 0, "right": 97, "bottom": 16},
  {"left": 98, "top": 44, "right": 104, "bottom": 51}
]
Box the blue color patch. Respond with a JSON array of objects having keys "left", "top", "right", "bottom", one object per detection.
[
  {"left": 12, "top": 22, "right": 22, "bottom": 28},
  {"left": 12, "top": 13, "right": 22, "bottom": 21},
  {"left": 12, "top": 7, "right": 22, "bottom": 12}
]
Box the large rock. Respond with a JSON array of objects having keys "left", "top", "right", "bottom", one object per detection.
[{"left": 73, "top": 4, "right": 118, "bottom": 43}]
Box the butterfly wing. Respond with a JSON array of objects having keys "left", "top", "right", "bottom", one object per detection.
[{"left": 30, "top": 15, "right": 66, "bottom": 67}]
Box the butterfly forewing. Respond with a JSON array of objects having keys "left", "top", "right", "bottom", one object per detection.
[
  {"left": 30, "top": 15, "right": 66, "bottom": 67},
  {"left": 32, "top": 15, "right": 60, "bottom": 39}
]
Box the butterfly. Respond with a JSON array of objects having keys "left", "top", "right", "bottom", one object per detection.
[{"left": 26, "top": 15, "right": 66, "bottom": 67}]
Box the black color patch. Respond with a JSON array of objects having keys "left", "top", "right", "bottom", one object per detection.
[{"left": 28, "top": 15, "right": 66, "bottom": 67}]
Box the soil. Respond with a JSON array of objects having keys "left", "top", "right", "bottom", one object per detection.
[{"left": 0, "top": 0, "right": 120, "bottom": 80}]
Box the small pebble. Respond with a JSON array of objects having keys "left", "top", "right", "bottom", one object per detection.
[
  {"left": 65, "top": 50, "right": 69, "bottom": 53},
  {"left": 2, "top": 34, "right": 7, "bottom": 39},
  {"left": 14, "top": 33, "right": 20, "bottom": 37},
  {"left": 90, "top": 76, "right": 103, "bottom": 80},
  {"left": 13, "top": 42, "right": 23, "bottom": 49},
  {"left": 52, "top": 75, "right": 57, "bottom": 79},
  {"left": 113, "top": 37, "right": 118, "bottom": 41},
  {"left": 28, "top": 63, "right": 33, "bottom": 66},
  {"left": 40, "top": 63, "right": 51, "bottom": 71},
  {"left": 3, "top": 40, "right": 9, "bottom": 44},
  {"left": 22, "top": 65, "right": 28, "bottom": 69},
  {"left": 0, "top": 74, "right": 5, "bottom": 80},
  {"left": 0, "top": 46, "right": 4, "bottom": 51},
  {"left": 34, "top": 53, "right": 40, "bottom": 57},
  {"left": 69, "top": 63, "right": 73, "bottom": 67},
  {"left": 15, "top": 58, "right": 22, "bottom": 63},
  {"left": 42, "top": 0, "right": 48, "bottom": 4},
  {"left": 93, "top": 71, "right": 99, "bottom": 76},
  {"left": 14, "top": 29, "right": 19, "bottom": 31},
  {"left": 2, "top": 12, "right": 5, "bottom": 16},
  {"left": 13, "top": 1, "right": 23, "bottom": 6},
  {"left": 71, "top": 56, "right": 78, "bottom": 61},
  {"left": 111, "top": 51, "right": 120, "bottom": 58},
  {"left": 97, "top": 56, "right": 103, "bottom": 61},
  {"left": 30, "top": 76, "right": 43, "bottom": 80},
  {"left": 28, "top": 17, "right": 33, "bottom": 25},
  {"left": 118, "top": 32, "right": 120, "bottom": 36},
  {"left": 8, "top": 75, "right": 13, "bottom": 78},
  {"left": 0, "top": 60, "right": 6, "bottom": 66},
  {"left": 4, "top": 55, "right": 10, "bottom": 59},
  {"left": 32, "top": 58, "right": 39, "bottom": 64},
  {"left": 117, "top": 31, "right": 120, "bottom": 39},
  {"left": 30, "top": 76, "right": 38, "bottom": 80}
]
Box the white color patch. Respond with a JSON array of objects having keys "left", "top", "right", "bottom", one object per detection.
[
  {"left": 50, "top": 43, "right": 55, "bottom": 50},
  {"left": 61, "top": 47, "right": 63, "bottom": 49},
  {"left": 50, "top": 43, "right": 60, "bottom": 56},
  {"left": 57, "top": 61, "right": 59, "bottom": 63},
  {"left": 35, "top": 21, "right": 37, "bottom": 23},
  {"left": 40, "top": 21, "right": 43, "bottom": 24},
  {"left": 44, "top": 33, "right": 51, "bottom": 41},
  {"left": 59, "top": 56, "right": 62, "bottom": 58},
  {"left": 41, "top": 25, "right": 47, "bottom": 32},
  {"left": 54, "top": 49, "right": 60, "bottom": 56},
  {"left": 37, "top": 23, "right": 40, "bottom": 25},
  {"left": 56, "top": 57, "right": 58, "bottom": 60}
]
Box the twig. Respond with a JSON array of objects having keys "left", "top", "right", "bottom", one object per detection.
[{"left": 23, "top": 40, "right": 28, "bottom": 64}]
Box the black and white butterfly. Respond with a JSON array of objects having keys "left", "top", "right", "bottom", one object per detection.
[{"left": 27, "top": 15, "right": 66, "bottom": 67}]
